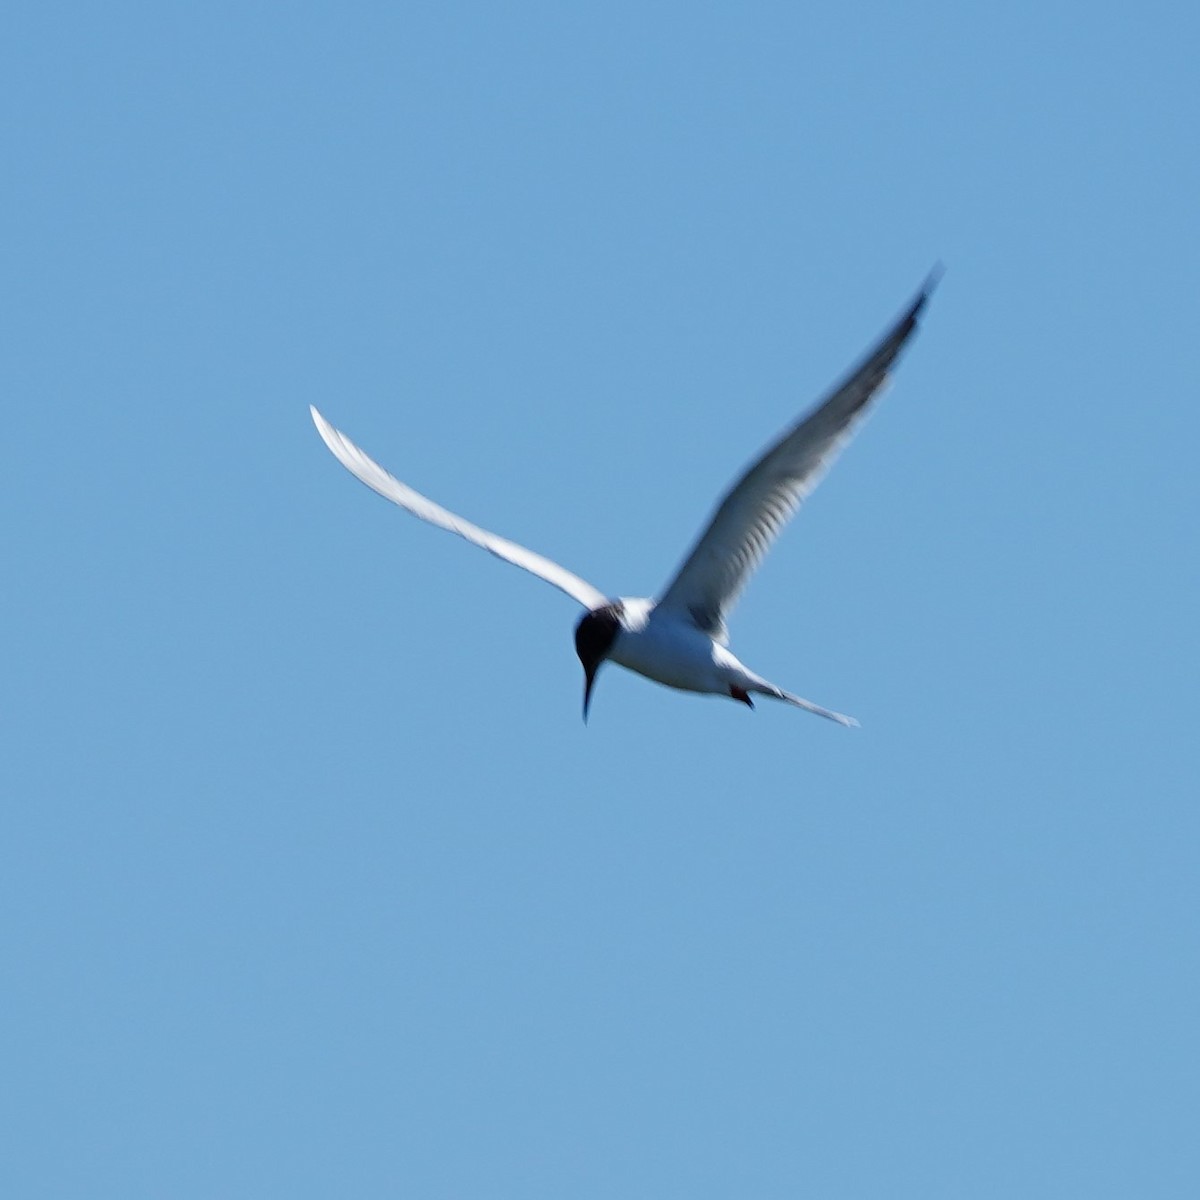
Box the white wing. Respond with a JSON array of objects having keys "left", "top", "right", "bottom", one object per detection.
[
  {"left": 655, "top": 274, "right": 938, "bottom": 641},
  {"left": 311, "top": 406, "right": 608, "bottom": 611}
]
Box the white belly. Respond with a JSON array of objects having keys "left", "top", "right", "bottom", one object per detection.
[{"left": 609, "top": 609, "right": 734, "bottom": 694}]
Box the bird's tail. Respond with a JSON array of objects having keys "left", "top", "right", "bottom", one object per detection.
[{"left": 752, "top": 682, "right": 859, "bottom": 728}]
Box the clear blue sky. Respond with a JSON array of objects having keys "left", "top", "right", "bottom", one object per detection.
[{"left": 5, "top": 2, "right": 1198, "bottom": 1196}]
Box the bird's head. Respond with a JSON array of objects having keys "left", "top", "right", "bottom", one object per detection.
[{"left": 574, "top": 602, "right": 623, "bottom": 722}]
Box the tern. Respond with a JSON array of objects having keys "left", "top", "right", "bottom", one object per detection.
[{"left": 311, "top": 275, "right": 937, "bottom": 725}]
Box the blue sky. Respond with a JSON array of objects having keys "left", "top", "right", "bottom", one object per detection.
[{"left": 4, "top": 2, "right": 1198, "bottom": 1196}]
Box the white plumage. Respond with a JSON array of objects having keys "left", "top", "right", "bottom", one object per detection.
[{"left": 311, "top": 273, "right": 938, "bottom": 724}]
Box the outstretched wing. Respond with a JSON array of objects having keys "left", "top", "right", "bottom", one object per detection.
[
  {"left": 654, "top": 273, "right": 938, "bottom": 641},
  {"left": 311, "top": 406, "right": 608, "bottom": 611}
]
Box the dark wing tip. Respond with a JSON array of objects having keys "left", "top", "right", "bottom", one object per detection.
[
  {"left": 910, "top": 263, "right": 945, "bottom": 319},
  {"left": 884, "top": 264, "right": 943, "bottom": 354}
]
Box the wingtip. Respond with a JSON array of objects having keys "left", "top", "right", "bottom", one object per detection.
[
  {"left": 309, "top": 405, "right": 344, "bottom": 458},
  {"left": 895, "top": 264, "right": 944, "bottom": 331},
  {"left": 914, "top": 263, "right": 945, "bottom": 313}
]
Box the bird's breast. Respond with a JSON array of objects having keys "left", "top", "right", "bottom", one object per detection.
[{"left": 609, "top": 617, "right": 725, "bottom": 694}]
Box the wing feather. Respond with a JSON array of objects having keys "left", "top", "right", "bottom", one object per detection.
[
  {"left": 655, "top": 274, "right": 938, "bottom": 640},
  {"left": 311, "top": 406, "right": 607, "bottom": 611}
]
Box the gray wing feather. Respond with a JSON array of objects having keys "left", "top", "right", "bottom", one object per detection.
[
  {"left": 311, "top": 406, "right": 608, "bottom": 611},
  {"left": 655, "top": 275, "right": 938, "bottom": 640}
]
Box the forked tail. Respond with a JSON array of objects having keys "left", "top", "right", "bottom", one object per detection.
[{"left": 752, "top": 682, "right": 859, "bottom": 728}]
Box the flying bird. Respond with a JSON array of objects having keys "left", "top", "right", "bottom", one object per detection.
[{"left": 311, "top": 274, "right": 938, "bottom": 725}]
